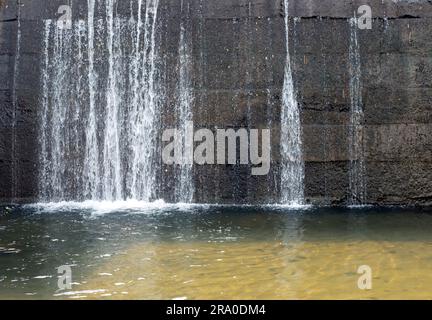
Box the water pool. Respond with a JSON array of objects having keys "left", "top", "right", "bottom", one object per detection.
[{"left": 1, "top": 204, "right": 432, "bottom": 299}]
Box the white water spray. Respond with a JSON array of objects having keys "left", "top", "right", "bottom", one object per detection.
[
  {"left": 175, "top": 0, "right": 195, "bottom": 203},
  {"left": 102, "top": 0, "right": 122, "bottom": 200},
  {"left": 348, "top": 17, "right": 367, "bottom": 205},
  {"left": 280, "top": 0, "right": 304, "bottom": 205},
  {"left": 39, "top": 0, "right": 163, "bottom": 202}
]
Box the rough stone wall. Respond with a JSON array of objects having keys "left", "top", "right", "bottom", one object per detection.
[
  {"left": 0, "top": 0, "right": 431, "bottom": 205},
  {"left": 0, "top": 1, "right": 18, "bottom": 202}
]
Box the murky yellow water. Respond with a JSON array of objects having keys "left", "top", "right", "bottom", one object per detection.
[
  {"left": 3, "top": 206, "right": 432, "bottom": 300},
  {"left": 76, "top": 240, "right": 432, "bottom": 300}
]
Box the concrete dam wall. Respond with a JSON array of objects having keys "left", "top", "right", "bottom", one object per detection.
[{"left": 0, "top": 0, "right": 431, "bottom": 206}]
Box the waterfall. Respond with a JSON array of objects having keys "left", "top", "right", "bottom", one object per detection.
[
  {"left": 128, "top": 0, "right": 161, "bottom": 201},
  {"left": 348, "top": 18, "right": 366, "bottom": 205},
  {"left": 40, "top": 21, "right": 50, "bottom": 200},
  {"left": 84, "top": 0, "right": 100, "bottom": 199},
  {"left": 40, "top": 19, "right": 75, "bottom": 200},
  {"left": 101, "top": 0, "right": 122, "bottom": 200},
  {"left": 39, "top": 0, "right": 162, "bottom": 202},
  {"left": 175, "top": 0, "right": 194, "bottom": 203},
  {"left": 280, "top": 0, "right": 304, "bottom": 205}
]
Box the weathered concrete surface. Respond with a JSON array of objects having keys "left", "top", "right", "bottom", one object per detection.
[{"left": 0, "top": 0, "right": 431, "bottom": 205}]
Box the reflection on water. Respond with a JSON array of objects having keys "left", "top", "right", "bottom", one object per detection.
[{"left": 1, "top": 204, "right": 432, "bottom": 299}]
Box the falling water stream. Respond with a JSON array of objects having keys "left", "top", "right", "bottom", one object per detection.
[
  {"left": 84, "top": 0, "right": 100, "bottom": 200},
  {"left": 348, "top": 17, "right": 366, "bottom": 205},
  {"left": 102, "top": 0, "right": 122, "bottom": 201},
  {"left": 128, "top": 0, "right": 161, "bottom": 201},
  {"left": 280, "top": 0, "right": 304, "bottom": 205},
  {"left": 174, "top": 0, "right": 195, "bottom": 203}
]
